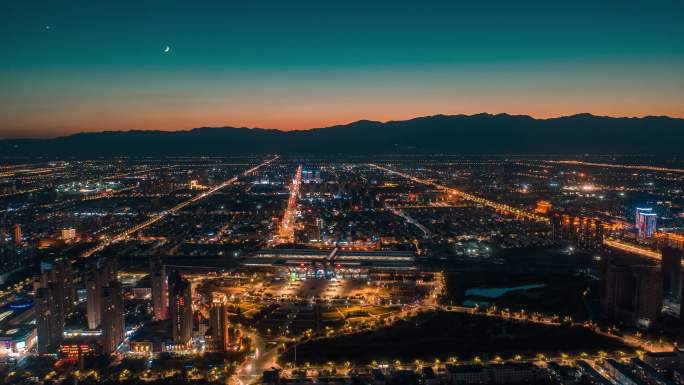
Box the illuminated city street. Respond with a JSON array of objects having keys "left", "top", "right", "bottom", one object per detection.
[
  {"left": 0, "top": 155, "right": 683, "bottom": 385},
  {"left": 273, "top": 164, "right": 302, "bottom": 245}
]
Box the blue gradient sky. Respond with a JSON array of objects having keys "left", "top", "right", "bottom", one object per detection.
[{"left": 1, "top": 0, "right": 683, "bottom": 138}]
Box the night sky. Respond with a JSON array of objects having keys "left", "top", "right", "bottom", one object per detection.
[{"left": 2, "top": 0, "right": 683, "bottom": 138}]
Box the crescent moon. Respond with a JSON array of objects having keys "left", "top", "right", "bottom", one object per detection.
[{"left": 164, "top": 46, "right": 170, "bottom": 53}]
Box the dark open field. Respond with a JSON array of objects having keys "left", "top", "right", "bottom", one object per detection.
[{"left": 280, "top": 310, "right": 628, "bottom": 364}]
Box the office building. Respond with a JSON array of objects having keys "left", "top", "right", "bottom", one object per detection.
[{"left": 636, "top": 208, "right": 657, "bottom": 239}]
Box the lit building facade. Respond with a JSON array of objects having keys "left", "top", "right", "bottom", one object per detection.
[
  {"left": 636, "top": 207, "right": 657, "bottom": 239},
  {"left": 208, "top": 301, "right": 229, "bottom": 352},
  {"left": 85, "top": 273, "right": 101, "bottom": 330},
  {"left": 550, "top": 214, "right": 605, "bottom": 249},
  {"left": 12, "top": 224, "right": 21, "bottom": 246},
  {"left": 60, "top": 228, "right": 76, "bottom": 241},
  {"left": 58, "top": 341, "right": 101, "bottom": 358},
  {"left": 0, "top": 326, "right": 36, "bottom": 357},
  {"left": 169, "top": 272, "right": 193, "bottom": 346}
]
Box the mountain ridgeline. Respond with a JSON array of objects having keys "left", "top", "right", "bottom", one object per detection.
[{"left": 1, "top": 113, "right": 682, "bottom": 156}]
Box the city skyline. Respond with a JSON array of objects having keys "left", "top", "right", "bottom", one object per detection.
[
  {"left": 2, "top": 0, "right": 684, "bottom": 138},
  {"left": 1, "top": 2, "right": 684, "bottom": 384},
  {"left": 2, "top": 155, "right": 684, "bottom": 384}
]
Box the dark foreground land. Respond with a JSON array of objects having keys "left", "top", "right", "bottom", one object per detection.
[
  {"left": 281, "top": 311, "right": 628, "bottom": 365},
  {"left": 443, "top": 271, "right": 594, "bottom": 321}
]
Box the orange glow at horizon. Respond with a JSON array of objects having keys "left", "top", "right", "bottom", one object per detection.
[{"left": 5, "top": 99, "right": 684, "bottom": 139}]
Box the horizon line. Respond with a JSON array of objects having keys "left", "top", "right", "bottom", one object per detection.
[{"left": 2, "top": 111, "right": 682, "bottom": 140}]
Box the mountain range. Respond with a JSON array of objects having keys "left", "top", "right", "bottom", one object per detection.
[{"left": 1, "top": 113, "right": 682, "bottom": 157}]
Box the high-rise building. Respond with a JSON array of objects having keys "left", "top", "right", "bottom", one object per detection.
[
  {"left": 12, "top": 223, "right": 21, "bottom": 246},
  {"left": 636, "top": 208, "right": 657, "bottom": 239},
  {"left": 53, "top": 259, "right": 76, "bottom": 315},
  {"left": 33, "top": 272, "right": 47, "bottom": 294},
  {"left": 86, "top": 270, "right": 102, "bottom": 330},
  {"left": 35, "top": 283, "right": 64, "bottom": 353},
  {"left": 661, "top": 247, "right": 682, "bottom": 297},
  {"left": 150, "top": 255, "right": 168, "bottom": 321},
  {"left": 86, "top": 258, "right": 118, "bottom": 330},
  {"left": 634, "top": 266, "right": 663, "bottom": 329},
  {"left": 658, "top": 247, "right": 684, "bottom": 320},
  {"left": 33, "top": 259, "right": 76, "bottom": 353},
  {"left": 304, "top": 221, "right": 321, "bottom": 243},
  {"left": 35, "top": 287, "right": 53, "bottom": 353},
  {"left": 208, "top": 301, "right": 229, "bottom": 352},
  {"left": 0, "top": 214, "right": 6, "bottom": 246},
  {"left": 101, "top": 280, "right": 124, "bottom": 354},
  {"left": 169, "top": 272, "right": 193, "bottom": 346},
  {"left": 601, "top": 259, "right": 634, "bottom": 320},
  {"left": 101, "top": 258, "right": 118, "bottom": 283},
  {"left": 601, "top": 257, "right": 663, "bottom": 328},
  {"left": 551, "top": 214, "right": 604, "bottom": 249}
]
